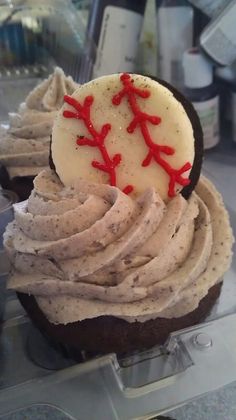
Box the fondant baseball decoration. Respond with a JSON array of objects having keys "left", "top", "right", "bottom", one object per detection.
[{"left": 52, "top": 73, "right": 202, "bottom": 200}]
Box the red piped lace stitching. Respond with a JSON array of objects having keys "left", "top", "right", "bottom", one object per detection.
[
  {"left": 63, "top": 94, "right": 133, "bottom": 193},
  {"left": 112, "top": 73, "right": 192, "bottom": 197}
]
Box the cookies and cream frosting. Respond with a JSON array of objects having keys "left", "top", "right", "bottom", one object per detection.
[
  {"left": 0, "top": 67, "right": 77, "bottom": 178},
  {"left": 4, "top": 168, "right": 233, "bottom": 323}
]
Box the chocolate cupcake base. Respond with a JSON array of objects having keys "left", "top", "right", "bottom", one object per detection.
[{"left": 17, "top": 282, "right": 222, "bottom": 356}]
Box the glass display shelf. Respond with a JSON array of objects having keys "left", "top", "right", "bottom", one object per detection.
[{"left": 0, "top": 0, "right": 95, "bottom": 119}]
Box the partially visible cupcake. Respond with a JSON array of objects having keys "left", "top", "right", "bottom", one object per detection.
[{"left": 0, "top": 67, "right": 78, "bottom": 200}]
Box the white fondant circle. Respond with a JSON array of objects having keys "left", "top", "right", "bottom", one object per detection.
[{"left": 52, "top": 74, "right": 195, "bottom": 200}]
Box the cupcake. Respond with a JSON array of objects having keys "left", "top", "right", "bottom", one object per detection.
[
  {"left": 4, "top": 73, "right": 234, "bottom": 355},
  {"left": 0, "top": 67, "right": 78, "bottom": 201}
]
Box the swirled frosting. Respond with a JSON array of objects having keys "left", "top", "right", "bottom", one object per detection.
[
  {"left": 0, "top": 68, "right": 78, "bottom": 178},
  {"left": 4, "top": 168, "right": 233, "bottom": 323}
]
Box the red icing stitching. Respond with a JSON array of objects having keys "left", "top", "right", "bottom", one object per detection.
[
  {"left": 63, "top": 94, "right": 133, "bottom": 193},
  {"left": 112, "top": 73, "right": 192, "bottom": 197}
]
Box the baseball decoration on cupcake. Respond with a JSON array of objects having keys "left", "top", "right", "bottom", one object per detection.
[
  {"left": 4, "top": 73, "right": 233, "bottom": 356},
  {"left": 52, "top": 73, "right": 202, "bottom": 201}
]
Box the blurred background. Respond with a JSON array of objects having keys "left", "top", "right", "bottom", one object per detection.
[
  {"left": 0, "top": 3, "right": 236, "bottom": 419},
  {"left": 0, "top": 0, "right": 236, "bottom": 150}
]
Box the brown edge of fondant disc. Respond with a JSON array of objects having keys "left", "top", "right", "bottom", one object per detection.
[
  {"left": 49, "top": 74, "right": 203, "bottom": 199},
  {"left": 146, "top": 76, "right": 203, "bottom": 199},
  {"left": 17, "top": 282, "right": 222, "bottom": 356},
  {"left": 49, "top": 135, "right": 55, "bottom": 171}
]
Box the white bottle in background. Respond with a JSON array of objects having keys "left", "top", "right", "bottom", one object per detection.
[
  {"left": 187, "top": 0, "right": 230, "bottom": 18},
  {"left": 200, "top": 1, "right": 236, "bottom": 67},
  {"left": 136, "top": 0, "right": 158, "bottom": 77},
  {"left": 183, "top": 48, "right": 220, "bottom": 150},
  {"left": 87, "top": 0, "right": 147, "bottom": 79},
  {"left": 156, "top": 0, "right": 193, "bottom": 90}
]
